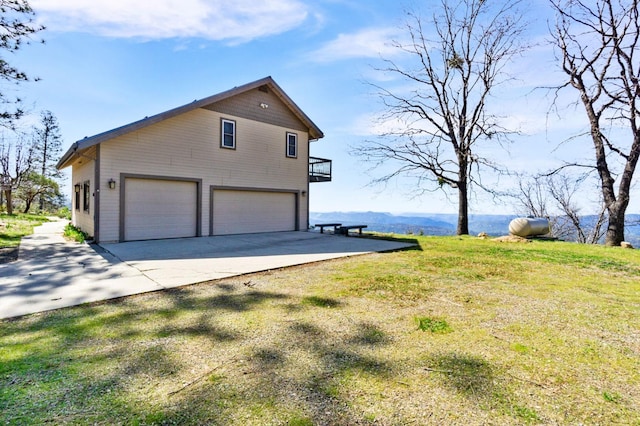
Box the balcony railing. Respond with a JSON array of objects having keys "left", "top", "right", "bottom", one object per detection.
[{"left": 309, "top": 156, "right": 332, "bottom": 182}]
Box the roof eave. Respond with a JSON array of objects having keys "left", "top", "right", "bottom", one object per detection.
[
  {"left": 56, "top": 142, "right": 79, "bottom": 170},
  {"left": 263, "top": 78, "right": 324, "bottom": 140}
]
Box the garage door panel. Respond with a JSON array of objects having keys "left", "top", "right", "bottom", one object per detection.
[
  {"left": 213, "top": 190, "right": 295, "bottom": 235},
  {"left": 125, "top": 178, "right": 197, "bottom": 241}
]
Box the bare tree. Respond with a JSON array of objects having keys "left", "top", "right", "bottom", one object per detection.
[
  {"left": 514, "top": 174, "right": 551, "bottom": 218},
  {"left": 547, "top": 173, "right": 607, "bottom": 243},
  {"left": 354, "top": 0, "right": 528, "bottom": 235},
  {"left": 511, "top": 173, "right": 573, "bottom": 238},
  {"left": 513, "top": 172, "right": 607, "bottom": 243},
  {"left": 550, "top": 0, "right": 640, "bottom": 246},
  {"left": 0, "top": 134, "right": 34, "bottom": 214}
]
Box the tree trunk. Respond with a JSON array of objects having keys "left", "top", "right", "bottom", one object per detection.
[
  {"left": 605, "top": 201, "right": 627, "bottom": 246},
  {"left": 455, "top": 152, "right": 470, "bottom": 235},
  {"left": 23, "top": 197, "right": 32, "bottom": 214},
  {"left": 457, "top": 182, "right": 469, "bottom": 235},
  {"left": 603, "top": 133, "right": 640, "bottom": 246},
  {"left": 4, "top": 189, "right": 12, "bottom": 215},
  {"left": 38, "top": 141, "right": 46, "bottom": 212}
]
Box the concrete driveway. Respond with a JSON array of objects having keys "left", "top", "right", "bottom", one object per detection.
[{"left": 0, "top": 220, "right": 415, "bottom": 319}]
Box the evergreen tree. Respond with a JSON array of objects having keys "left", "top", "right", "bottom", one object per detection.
[
  {"left": 32, "top": 111, "right": 63, "bottom": 210},
  {"left": 0, "top": 0, "right": 45, "bottom": 128}
]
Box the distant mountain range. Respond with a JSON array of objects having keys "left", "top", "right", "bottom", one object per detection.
[{"left": 310, "top": 212, "right": 640, "bottom": 245}]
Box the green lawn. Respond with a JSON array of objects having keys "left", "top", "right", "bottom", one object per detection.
[
  {"left": 1, "top": 236, "right": 639, "bottom": 425},
  {"left": 0, "top": 214, "right": 50, "bottom": 248},
  {"left": 0, "top": 214, "right": 50, "bottom": 263}
]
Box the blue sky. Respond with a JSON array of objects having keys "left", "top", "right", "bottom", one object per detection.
[{"left": 11, "top": 0, "right": 635, "bottom": 215}]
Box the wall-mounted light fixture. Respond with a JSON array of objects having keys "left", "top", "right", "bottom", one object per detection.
[
  {"left": 259, "top": 102, "right": 269, "bottom": 109},
  {"left": 74, "top": 183, "right": 81, "bottom": 192},
  {"left": 108, "top": 179, "right": 116, "bottom": 190},
  {"left": 301, "top": 190, "right": 307, "bottom": 197}
]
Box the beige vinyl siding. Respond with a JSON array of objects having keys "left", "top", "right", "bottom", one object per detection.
[
  {"left": 212, "top": 189, "right": 296, "bottom": 235},
  {"left": 70, "top": 148, "right": 96, "bottom": 238},
  {"left": 99, "top": 107, "right": 309, "bottom": 242},
  {"left": 124, "top": 178, "right": 197, "bottom": 241},
  {"left": 205, "top": 86, "right": 307, "bottom": 132}
]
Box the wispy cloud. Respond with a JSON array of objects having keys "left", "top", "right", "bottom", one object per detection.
[
  {"left": 31, "top": 0, "right": 310, "bottom": 43},
  {"left": 309, "top": 27, "right": 404, "bottom": 63}
]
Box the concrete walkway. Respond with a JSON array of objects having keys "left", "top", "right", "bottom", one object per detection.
[
  {"left": 0, "top": 220, "right": 161, "bottom": 319},
  {"left": 0, "top": 220, "right": 415, "bottom": 319}
]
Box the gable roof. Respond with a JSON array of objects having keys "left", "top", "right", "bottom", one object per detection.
[{"left": 57, "top": 76, "right": 324, "bottom": 170}]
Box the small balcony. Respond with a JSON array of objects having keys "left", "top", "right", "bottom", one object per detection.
[{"left": 309, "top": 156, "right": 332, "bottom": 182}]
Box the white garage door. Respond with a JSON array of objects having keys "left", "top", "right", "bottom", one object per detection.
[
  {"left": 124, "top": 178, "right": 198, "bottom": 241},
  {"left": 212, "top": 190, "right": 296, "bottom": 235}
]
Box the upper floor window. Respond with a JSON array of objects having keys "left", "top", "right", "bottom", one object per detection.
[
  {"left": 221, "top": 118, "right": 236, "bottom": 149},
  {"left": 286, "top": 132, "right": 297, "bottom": 158}
]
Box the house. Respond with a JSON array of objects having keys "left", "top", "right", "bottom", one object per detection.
[{"left": 56, "top": 76, "right": 332, "bottom": 243}]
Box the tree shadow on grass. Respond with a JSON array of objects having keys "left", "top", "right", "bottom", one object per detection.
[
  {"left": 0, "top": 282, "right": 295, "bottom": 425},
  {"left": 426, "top": 352, "right": 495, "bottom": 397},
  {"left": 364, "top": 235, "right": 423, "bottom": 252},
  {"left": 190, "top": 290, "right": 289, "bottom": 312},
  {"left": 348, "top": 322, "right": 391, "bottom": 346},
  {"left": 237, "top": 310, "right": 397, "bottom": 424},
  {"left": 424, "top": 352, "right": 543, "bottom": 423},
  {"left": 2, "top": 280, "right": 473, "bottom": 425},
  {"left": 289, "top": 321, "right": 325, "bottom": 337},
  {"left": 253, "top": 347, "right": 287, "bottom": 370},
  {"left": 157, "top": 317, "right": 238, "bottom": 342},
  {"left": 301, "top": 295, "right": 342, "bottom": 308}
]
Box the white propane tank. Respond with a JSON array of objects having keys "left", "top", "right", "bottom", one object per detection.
[{"left": 508, "top": 217, "right": 550, "bottom": 237}]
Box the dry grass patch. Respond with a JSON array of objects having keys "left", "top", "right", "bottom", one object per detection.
[{"left": 1, "top": 236, "right": 639, "bottom": 424}]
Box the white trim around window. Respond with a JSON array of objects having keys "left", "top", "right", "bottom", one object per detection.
[
  {"left": 221, "top": 118, "right": 236, "bottom": 149},
  {"left": 286, "top": 132, "right": 298, "bottom": 158}
]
